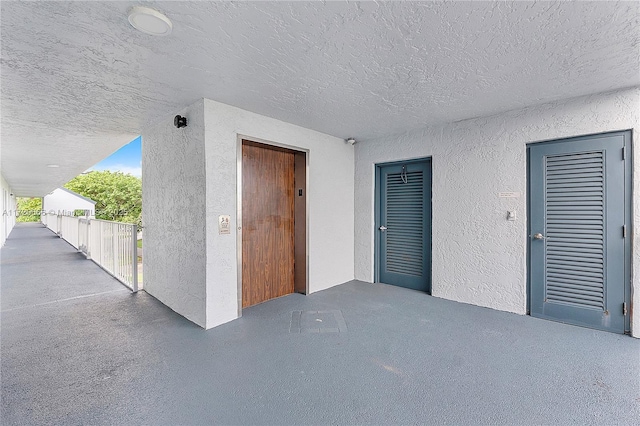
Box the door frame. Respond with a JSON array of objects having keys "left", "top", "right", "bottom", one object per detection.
[
  {"left": 236, "top": 135, "right": 309, "bottom": 316},
  {"left": 374, "top": 156, "right": 433, "bottom": 292},
  {"left": 526, "top": 130, "right": 633, "bottom": 334}
]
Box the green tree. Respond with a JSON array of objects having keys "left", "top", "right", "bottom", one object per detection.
[
  {"left": 16, "top": 197, "right": 42, "bottom": 222},
  {"left": 64, "top": 171, "right": 142, "bottom": 226}
]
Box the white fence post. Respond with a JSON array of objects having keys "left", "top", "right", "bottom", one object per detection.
[
  {"left": 132, "top": 224, "right": 138, "bottom": 292},
  {"left": 86, "top": 220, "right": 92, "bottom": 259}
]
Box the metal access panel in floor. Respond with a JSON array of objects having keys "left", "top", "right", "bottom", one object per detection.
[{"left": 528, "top": 130, "right": 632, "bottom": 334}]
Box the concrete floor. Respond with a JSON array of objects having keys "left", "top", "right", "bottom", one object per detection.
[{"left": 2, "top": 223, "right": 639, "bottom": 425}]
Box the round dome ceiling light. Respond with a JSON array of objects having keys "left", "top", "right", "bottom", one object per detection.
[{"left": 128, "top": 6, "right": 172, "bottom": 36}]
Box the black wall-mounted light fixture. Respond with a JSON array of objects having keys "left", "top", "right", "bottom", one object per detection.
[{"left": 174, "top": 115, "right": 187, "bottom": 128}]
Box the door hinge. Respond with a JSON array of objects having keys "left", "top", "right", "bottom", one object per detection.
[
  {"left": 623, "top": 302, "right": 627, "bottom": 316},
  {"left": 622, "top": 225, "right": 627, "bottom": 238},
  {"left": 622, "top": 146, "right": 626, "bottom": 160}
]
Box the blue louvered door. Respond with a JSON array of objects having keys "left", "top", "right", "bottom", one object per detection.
[
  {"left": 529, "top": 132, "right": 631, "bottom": 333},
  {"left": 377, "top": 159, "right": 431, "bottom": 292}
]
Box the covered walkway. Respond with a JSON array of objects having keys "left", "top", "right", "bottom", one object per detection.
[{"left": 1, "top": 223, "right": 639, "bottom": 425}]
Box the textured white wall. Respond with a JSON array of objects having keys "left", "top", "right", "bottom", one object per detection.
[
  {"left": 42, "top": 188, "right": 95, "bottom": 217},
  {"left": 203, "top": 99, "right": 355, "bottom": 329},
  {"left": 142, "top": 100, "right": 207, "bottom": 327},
  {"left": 354, "top": 87, "right": 640, "bottom": 337},
  {"left": 1, "top": 174, "right": 17, "bottom": 246}
]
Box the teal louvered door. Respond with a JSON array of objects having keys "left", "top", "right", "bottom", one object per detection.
[
  {"left": 529, "top": 131, "right": 631, "bottom": 334},
  {"left": 376, "top": 159, "right": 431, "bottom": 292}
]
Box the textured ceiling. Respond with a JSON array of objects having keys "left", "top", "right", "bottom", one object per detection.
[{"left": 2, "top": 1, "right": 639, "bottom": 195}]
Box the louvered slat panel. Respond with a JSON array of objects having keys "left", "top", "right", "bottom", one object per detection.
[
  {"left": 545, "top": 151, "right": 605, "bottom": 310},
  {"left": 547, "top": 225, "right": 603, "bottom": 231},
  {"left": 546, "top": 190, "right": 603, "bottom": 196},
  {"left": 386, "top": 171, "right": 423, "bottom": 276},
  {"left": 548, "top": 235, "right": 603, "bottom": 241}
]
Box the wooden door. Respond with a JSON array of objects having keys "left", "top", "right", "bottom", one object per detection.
[{"left": 242, "top": 141, "right": 295, "bottom": 308}]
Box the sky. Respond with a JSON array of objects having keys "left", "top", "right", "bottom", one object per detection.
[{"left": 87, "top": 136, "right": 142, "bottom": 177}]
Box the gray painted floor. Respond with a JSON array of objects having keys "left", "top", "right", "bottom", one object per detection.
[{"left": 2, "top": 223, "right": 639, "bottom": 425}]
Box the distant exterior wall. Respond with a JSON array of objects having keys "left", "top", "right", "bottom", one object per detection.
[
  {"left": 354, "top": 87, "right": 640, "bottom": 338},
  {"left": 143, "top": 98, "right": 355, "bottom": 329},
  {"left": 42, "top": 188, "right": 96, "bottom": 217},
  {"left": 1, "top": 174, "right": 17, "bottom": 246}
]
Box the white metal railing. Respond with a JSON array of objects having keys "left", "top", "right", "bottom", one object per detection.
[
  {"left": 78, "top": 218, "right": 90, "bottom": 256},
  {"left": 60, "top": 215, "right": 80, "bottom": 249},
  {"left": 41, "top": 212, "right": 48, "bottom": 228},
  {"left": 88, "top": 220, "right": 138, "bottom": 291},
  {"left": 42, "top": 212, "right": 58, "bottom": 232},
  {"left": 41, "top": 213, "right": 138, "bottom": 292}
]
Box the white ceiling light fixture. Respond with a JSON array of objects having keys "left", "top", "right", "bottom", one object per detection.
[
  {"left": 46, "top": 164, "right": 59, "bottom": 168},
  {"left": 128, "top": 6, "right": 173, "bottom": 36}
]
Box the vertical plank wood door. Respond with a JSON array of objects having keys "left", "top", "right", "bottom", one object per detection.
[{"left": 242, "top": 141, "right": 295, "bottom": 308}]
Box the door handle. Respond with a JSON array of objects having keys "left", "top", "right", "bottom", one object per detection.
[
  {"left": 379, "top": 226, "right": 388, "bottom": 231},
  {"left": 532, "top": 233, "right": 545, "bottom": 240}
]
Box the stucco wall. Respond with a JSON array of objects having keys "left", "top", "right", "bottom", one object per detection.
[
  {"left": 142, "top": 100, "right": 207, "bottom": 327},
  {"left": 1, "top": 173, "right": 17, "bottom": 246},
  {"left": 203, "top": 99, "right": 355, "bottom": 329},
  {"left": 42, "top": 188, "right": 95, "bottom": 217},
  {"left": 354, "top": 87, "right": 640, "bottom": 337}
]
